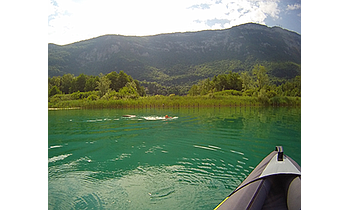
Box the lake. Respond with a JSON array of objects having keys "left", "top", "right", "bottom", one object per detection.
[{"left": 48, "top": 107, "right": 301, "bottom": 210}]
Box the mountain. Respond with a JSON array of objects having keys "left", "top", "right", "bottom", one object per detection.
[{"left": 48, "top": 23, "right": 301, "bottom": 85}]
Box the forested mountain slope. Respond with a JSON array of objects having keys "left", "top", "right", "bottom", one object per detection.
[{"left": 48, "top": 23, "right": 300, "bottom": 86}]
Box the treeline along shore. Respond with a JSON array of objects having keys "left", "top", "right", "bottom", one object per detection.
[{"left": 48, "top": 65, "right": 301, "bottom": 109}]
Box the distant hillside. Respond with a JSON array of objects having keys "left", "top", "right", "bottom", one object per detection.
[{"left": 48, "top": 23, "right": 300, "bottom": 85}]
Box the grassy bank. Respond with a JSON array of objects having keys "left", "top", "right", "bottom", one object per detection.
[{"left": 48, "top": 95, "right": 301, "bottom": 109}]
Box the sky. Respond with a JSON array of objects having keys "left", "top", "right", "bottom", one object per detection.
[{"left": 48, "top": 0, "right": 301, "bottom": 45}]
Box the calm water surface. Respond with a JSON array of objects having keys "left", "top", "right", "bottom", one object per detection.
[{"left": 48, "top": 107, "right": 300, "bottom": 210}]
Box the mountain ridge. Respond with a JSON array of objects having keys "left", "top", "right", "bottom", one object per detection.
[
  {"left": 48, "top": 23, "right": 300, "bottom": 85},
  {"left": 48, "top": 23, "right": 300, "bottom": 46}
]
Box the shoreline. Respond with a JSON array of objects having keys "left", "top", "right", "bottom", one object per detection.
[
  {"left": 48, "top": 96, "right": 300, "bottom": 110},
  {"left": 48, "top": 107, "right": 82, "bottom": 111}
]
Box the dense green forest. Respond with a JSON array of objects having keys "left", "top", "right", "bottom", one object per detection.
[
  {"left": 188, "top": 64, "right": 300, "bottom": 97},
  {"left": 48, "top": 70, "right": 190, "bottom": 98},
  {"left": 48, "top": 65, "right": 300, "bottom": 109},
  {"left": 49, "top": 70, "right": 145, "bottom": 98}
]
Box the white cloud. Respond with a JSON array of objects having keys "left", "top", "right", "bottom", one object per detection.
[
  {"left": 48, "top": 0, "right": 282, "bottom": 45},
  {"left": 48, "top": 0, "right": 57, "bottom": 16},
  {"left": 213, "top": 0, "right": 280, "bottom": 28},
  {"left": 49, "top": 0, "right": 199, "bottom": 44},
  {"left": 286, "top": 3, "right": 301, "bottom": 11},
  {"left": 258, "top": 1, "right": 280, "bottom": 18}
]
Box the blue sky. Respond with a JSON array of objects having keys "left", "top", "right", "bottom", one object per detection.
[{"left": 48, "top": 0, "right": 301, "bottom": 45}]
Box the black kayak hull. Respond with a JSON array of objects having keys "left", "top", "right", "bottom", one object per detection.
[{"left": 214, "top": 146, "right": 301, "bottom": 210}]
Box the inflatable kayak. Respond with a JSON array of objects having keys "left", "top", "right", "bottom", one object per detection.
[
  {"left": 214, "top": 146, "right": 301, "bottom": 210},
  {"left": 122, "top": 115, "right": 136, "bottom": 118}
]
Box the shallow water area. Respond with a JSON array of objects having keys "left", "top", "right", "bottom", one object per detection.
[{"left": 48, "top": 107, "right": 300, "bottom": 210}]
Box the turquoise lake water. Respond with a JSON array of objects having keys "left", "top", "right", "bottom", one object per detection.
[{"left": 48, "top": 107, "right": 301, "bottom": 210}]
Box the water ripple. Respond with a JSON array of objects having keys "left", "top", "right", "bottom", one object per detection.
[
  {"left": 49, "top": 145, "right": 63, "bottom": 149},
  {"left": 193, "top": 145, "right": 218, "bottom": 151},
  {"left": 49, "top": 107, "right": 300, "bottom": 210},
  {"left": 48, "top": 154, "right": 72, "bottom": 163},
  {"left": 74, "top": 192, "right": 104, "bottom": 209}
]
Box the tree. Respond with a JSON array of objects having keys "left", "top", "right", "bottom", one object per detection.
[
  {"left": 106, "top": 71, "right": 119, "bottom": 91},
  {"left": 240, "top": 72, "right": 253, "bottom": 91},
  {"left": 48, "top": 85, "right": 62, "bottom": 97},
  {"left": 76, "top": 74, "right": 87, "bottom": 92},
  {"left": 85, "top": 76, "right": 99, "bottom": 92},
  {"left": 280, "top": 75, "right": 301, "bottom": 97},
  {"left": 134, "top": 80, "right": 146, "bottom": 96},
  {"left": 70, "top": 77, "right": 78, "bottom": 93},
  {"left": 49, "top": 76, "right": 62, "bottom": 90},
  {"left": 199, "top": 78, "right": 212, "bottom": 95},
  {"left": 141, "top": 81, "right": 167, "bottom": 95},
  {"left": 212, "top": 75, "right": 220, "bottom": 91},
  {"left": 168, "top": 86, "right": 181, "bottom": 95},
  {"left": 188, "top": 84, "right": 200, "bottom": 96},
  {"left": 116, "top": 71, "right": 131, "bottom": 90},
  {"left": 118, "top": 81, "right": 139, "bottom": 99},
  {"left": 292, "top": 76, "right": 301, "bottom": 97},
  {"left": 252, "top": 65, "right": 269, "bottom": 91},
  {"left": 61, "top": 74, "right": 74, "bottom": 94},
  {"left": 96, "top": 73, "right": 111, "bottom": 97},
  {"left": 227, "top": 72, "right": 242, "bottom": 91}
]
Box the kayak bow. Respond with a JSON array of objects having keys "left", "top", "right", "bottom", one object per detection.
[{"left": 214, "top": 146, "right": 301, "bottom": 210}]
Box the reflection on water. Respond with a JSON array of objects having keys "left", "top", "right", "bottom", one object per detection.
[{"left": 49, "top": 107, "right": 300, "bottom": 210}]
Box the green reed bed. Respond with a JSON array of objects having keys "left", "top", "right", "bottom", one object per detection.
[{"left": 48, "top": 95, "right": 300, "bottom": 109}]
